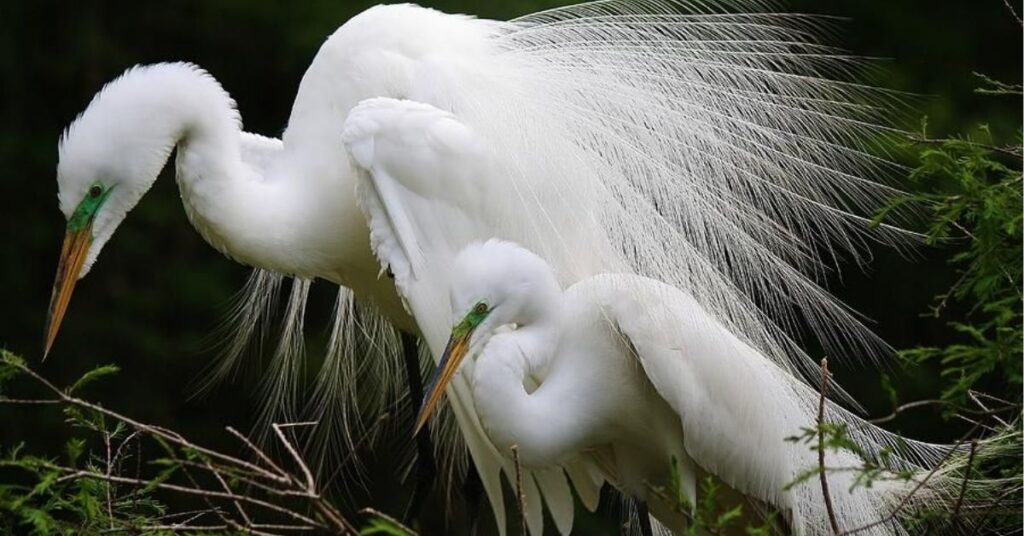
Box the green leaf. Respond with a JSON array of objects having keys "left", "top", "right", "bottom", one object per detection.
[
  {"left": 67, "top": 365, "right": 120, "bottom": 395},
  {"left": 360, "top": 514, "right": 415, "bottom": 535},
  {"left": 64, "top": 439, "right": 86, "bottom": 466}
]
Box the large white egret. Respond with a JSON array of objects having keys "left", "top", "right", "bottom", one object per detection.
[
  {"left": 47, "top": 1, "right": 917, "bottom": 533},
  {"left": 415, "top": 240, "right": 981, "bottom": 535}
]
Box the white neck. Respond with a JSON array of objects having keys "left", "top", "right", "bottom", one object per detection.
[
  {"left": 471, "top": 293, "right": 587, "bottom": 466},
  {"left": 110, "top": 64, "right": 359, "bottom": 279}
]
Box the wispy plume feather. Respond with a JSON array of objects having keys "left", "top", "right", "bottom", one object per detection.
[{"left": 446, "top": 0, "right": 923, "bottom": 396}]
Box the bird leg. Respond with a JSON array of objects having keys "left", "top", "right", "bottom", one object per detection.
[{"left": 401, "top": 332, "right": 436, "bottom": 524}]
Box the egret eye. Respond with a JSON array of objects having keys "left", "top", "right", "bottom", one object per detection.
[
  {"left": 473, "top": 302, "right": 488, "bottom": 315},
  {"left": 88, "top": 185, "right": 103, "bottom": 198}
]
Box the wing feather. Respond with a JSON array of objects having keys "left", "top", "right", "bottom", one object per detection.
[
  {"left": 601, "top": 274, "right": 958, "bottom": 534},
  {"left": 343, "top": 97, "right": 573, "bottom": 535}
]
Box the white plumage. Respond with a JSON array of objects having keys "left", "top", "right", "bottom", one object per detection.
[
  {"left": 418, "top": 240, "right": 972, "bottom": 534},
  {"left": 48, "top": 2, "right": 924, "bottom": 534}
]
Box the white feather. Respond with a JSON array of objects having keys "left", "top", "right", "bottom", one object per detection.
[{"left": 55, "top": 2, "right": 928, "bottom": 533}]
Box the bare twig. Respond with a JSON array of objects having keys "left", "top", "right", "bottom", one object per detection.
[
  {"left": 869, "top": 400, "right": 950, "bottom": 424},
  {"left": 1000, "top": 0, "right": 1023, "bottom": 27},
  {"left": 870, "top": 394, "right": 1020, "bottom": 425},
  {"left": 909, "top": 132, "right": 1023, "bottom": 159},
  {"left": 273, "top": 422, "right": 316, "bottom": 491},
  {"left": 225, "top": 426, "right": 290, "bottom": 480},
  {"left": 102, "top": 523, "right": 315, "bottom": 533},
  {"left": 9, "top": 361, "right": 286, "bottom": 483},
  {"left": 0, "top": 397, "right": 61, "bottom": 405},
  {"left": 967, "top": 391, "right": 1012, "bottom": 428},
  {"left": 841, "top": 422, "right": 982, "bottom": 535},
  {"left": 51, "top": 467, "right": 326, "bottom": 528},
  {"left": 949, "top": 440, "right": 978, "bottom": 527},
  {"left": 2, "top": 358, "right": 360, "bottom": 535},
  {"left": 207, "top": 456, "right": 254, "bottom": 526},
  {"left": 511, "top": 445, "right": 527, "bottom": 536},
  {"left": 104, "top": 430, "right": 115, "bottom": 529},
  {"left": 969, "top": 485, "right": 1022, "bottom": 535},
  {"left": 817, "top": 358, "right": 842, "bottom": 535}
]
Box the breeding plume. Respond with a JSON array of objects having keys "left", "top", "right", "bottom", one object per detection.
[
  {"left": 49, "top": 1, "right": 914, "bottom": 533},
  {"left": 416, "top": 240, "right": 983, "bottom": 534}
]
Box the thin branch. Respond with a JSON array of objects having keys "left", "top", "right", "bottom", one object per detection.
[
  {"left": 817, "top": 358, "right": 841, "bottom": 535},
  {"left": 104, "top": 430, "right": 114, "bottom": 529},
  {"left": 110, "top": 431, "right": 141, "bottom": 471},
  {"left": 273, "top": 422, "right": 316, "bottom": 491},
  {"left": 841, "top": 422, "right": 981, "bottom": 535},
  {"left": 52, "top": 467, "right": 326, "bottom": 529},
  {"left": 206, "top": 455, "right": 254, "bottom": 526},
  {"left": 969, "top": 485, "right": 1022, "bottom": 535},
  {"left": 102, "top": 524, "right": 314, "bottom": 533},
  {"left": 1000, "top": 0, "right": 1023, "bottom": 27},
  {"left": 908, "top": 133, "right": 1023, "bottom": 158},
  {"left": 949, "top": 440, "right": 978, "bottom": 527},
  {"left": 0, "top": 397, "right": 61, "bottom": 405},
  {"left": 967, "top": 391, "right": 1012, "bottom": 428},
  {"left": 8, "top": 361, "right": 286, "bottom": 483},
  {"left": 2, "top": 358, "right": 360, "bottom": 534},
  {"left": 869, "top": 399, "right": 949, "bottom": 424},
  {"left": 14, "top": 362, "right": 288, "bottom": 483},
  {"left": 225, "top": 426, "right": 290, "bottom": 481},
  {"left": 511, "top": 445, "right": 527, "bottom": 536}
]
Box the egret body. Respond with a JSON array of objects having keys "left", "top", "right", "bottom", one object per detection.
[
  {"left": 418, "top": 240, "right": 973, "bottom": 534},
  {"left": 49, "top": 2, "right": 918, "bottom": 533}
]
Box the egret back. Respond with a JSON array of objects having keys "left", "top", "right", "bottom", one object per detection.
[{"left": 599, "top": 273, "right": 974, "bottom": 534}]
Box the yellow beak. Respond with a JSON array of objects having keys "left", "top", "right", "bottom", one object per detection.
[
  {"left": 414, "top": 329, "right": 473, "bottom": 434},
  {"left": 43, "top": 227, "right": 92, "bottom": 359}
]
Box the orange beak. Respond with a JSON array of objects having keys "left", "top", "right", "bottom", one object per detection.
[
  {"left": 43, "top": 228, "right": 92, "bottom": 359},
  {"left": 414, "top": 329, "right": 473, "bottom": 434}
]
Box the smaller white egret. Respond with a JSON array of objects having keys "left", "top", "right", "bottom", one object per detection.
[{"left": 416, "top": 240, "right": 977, "bottom": 535}]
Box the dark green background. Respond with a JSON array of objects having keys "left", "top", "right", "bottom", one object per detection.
[{"left": 0, "top": 1, "right": 1020, "bottom": 533}]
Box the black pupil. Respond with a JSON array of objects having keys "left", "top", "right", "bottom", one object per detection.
[
  {"left": 89, "top": 186, "right": 101, "bottom": 198},
  {"left": 475, "top": 304, "right": 486, "bottom": 314}
]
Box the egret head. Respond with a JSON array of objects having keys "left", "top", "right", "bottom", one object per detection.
[
  {"left": 414, "top": 240, "right": 560, "bottom": 432},
  {"left": 45, "top": 63, "right": 230, "bottom": 357}
]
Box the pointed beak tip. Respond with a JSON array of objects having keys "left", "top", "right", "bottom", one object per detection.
[
  {"left": 44, "top": 228, "right": 92, "bottom": 360},
  {"left": 415, "top": 332, "right": 473, "bottom": 435}
]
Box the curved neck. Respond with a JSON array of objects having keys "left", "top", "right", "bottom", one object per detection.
[
  {"left": 472, "top": 296, "right": 586, "bottom": 466},
  {"left": 154, "top": 69, "right": 349, "bottom": 279},
  {"left": 163, "top": 81, "right": 277, "bottom": 270}
]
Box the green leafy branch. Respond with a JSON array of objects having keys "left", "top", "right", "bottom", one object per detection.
[
  {"left": 0, "top": 350, "right": 359, "bottom": 535},
  {"left": 874, "top": 124, "right": 1023, "bottom": 410}
]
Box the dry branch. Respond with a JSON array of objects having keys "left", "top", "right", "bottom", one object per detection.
[
  {"left": 0, "top": 357, "right": 358, "bottom": 535},
  {"left": 511, "top": 444, "right": 527, "bottom": 536},
  {"left": 817, "top": 358, "right": 841, "bottom": 535}
]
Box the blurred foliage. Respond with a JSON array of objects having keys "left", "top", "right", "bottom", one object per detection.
[
  {"left": 0, "top": 350, "right": 369, "bottom": 535},
  {"left": 652, "top": 455, "right": 779, "bottom": 535},
  {"left": 0, "top": 354, "right": 172, "bottom": 535},
  {"left": 881, "top": 119, "right": 1022, "bottom": 409},
  {"left": 0, "top": 0, "right": 1021, "bottom": 535}
]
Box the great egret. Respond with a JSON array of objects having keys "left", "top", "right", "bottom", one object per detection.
[
  {"left": 415, "top": 240, "right": 978, "bottom": 535},
  {"left": 48, "top": 2, "right": 915, "bottom": 534}
]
